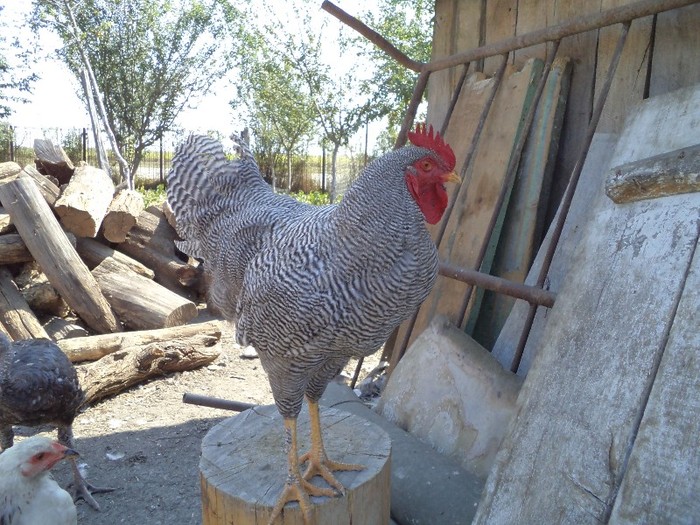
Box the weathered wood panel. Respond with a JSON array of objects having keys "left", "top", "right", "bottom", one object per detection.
[
  {"left": 609, "top": 222, "right": 700, "bottom": 523},
  {"left": 474, "top": 85, "right": 700, "bottom": 523}
]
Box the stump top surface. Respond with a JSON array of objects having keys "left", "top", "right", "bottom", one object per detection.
[{"left": 200, "top": 404, "right": 391, "bottom": 519}]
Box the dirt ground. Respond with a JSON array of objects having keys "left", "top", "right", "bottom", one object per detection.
[{"left": 15, "top": 318, "right": 383, "bottom": 525}]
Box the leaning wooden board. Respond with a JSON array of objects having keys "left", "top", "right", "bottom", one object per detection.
[
  {"left": 474, "top": 85, "right": 700, "bottom": 523},
  {"left": 393, "top": 58, "right": 543, "bottom": 355}
]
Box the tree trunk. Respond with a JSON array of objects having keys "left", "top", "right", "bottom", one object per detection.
[{"left": 330, "top": 143, "right": 340, "bottom": 203}]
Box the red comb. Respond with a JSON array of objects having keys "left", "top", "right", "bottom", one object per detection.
[{"left": 407, "top": 123, "right": 456, "bottom": 170}]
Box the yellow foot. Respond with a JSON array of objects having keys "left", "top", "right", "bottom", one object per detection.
[
  {"left": 299, "top": 451, "right": 365, "bottom": 494},
  {"left": 268, "top": 474, "right": 338, "bottom": 525}
]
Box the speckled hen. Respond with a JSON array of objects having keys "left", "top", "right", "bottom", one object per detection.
[
  {"left": 0, "top": 333, "right": 111, "bottom": 510},
  {"left": 166, "top": 124, "right": 458, "bottom": 523}
]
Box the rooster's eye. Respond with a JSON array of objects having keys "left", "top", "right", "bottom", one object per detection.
[{"left": 420, "top": 160, "right": 433, "bottom": 171}]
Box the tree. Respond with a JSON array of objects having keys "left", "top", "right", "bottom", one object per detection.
[
  {"left": 236, "top": 31, "right": 315, "bottom": 192},
  {"left": 0, "top": 5, "right": 38, "bottom": 120},
  {"left": 350, "top": 0, "right": 434, "bottom": 152},
  {"left": 31, "top": 0, "right": 245, "bottom": 183}
]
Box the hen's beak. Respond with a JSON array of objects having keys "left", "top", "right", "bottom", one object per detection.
[
  {"left": 62, "top": 447, "right": 80, "bottom": 460},
  {"left": 443, "top": 171, "right": 460, "bottom": 184}
]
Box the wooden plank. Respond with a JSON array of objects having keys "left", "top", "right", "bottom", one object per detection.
[
  {"left": 609, "top": 223, "right": 700, "bottom": 523},
  {"left": 483, "top": 0, "right": 517, "bottom": 75},
  {"left": 470, "top": 57, "right": 572, "bottom": 349},
  {"left": 491, "top": 133, "right": 619, "bottom": 375},
  {"left": 407, "top": 59, "right": 542, "bottom": 349},
  {"left": 595, "top": 0, "right": 653, "bottom": 133},
  {"left": 474, "top": 85, "right": 700, "bottom": 523},
  {"left": 605, "top": 143, "right": 700, "bottom": 203},
  {"left": 649, "top": 3, "right": 700, "bottom": 97}
]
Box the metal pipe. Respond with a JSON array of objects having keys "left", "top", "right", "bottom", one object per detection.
[
  {"left": 424, "top": 0, "right": 698, "bottom": 73},
  {"left": 510, "top": 22, "right": 632, "bottom": 374},
  {"left": 439, "top": 262, "right": 556, "bottom": 308},
  {"left": 395, "top": 70, "right": 431, "bottom": 148},
  {"left": 182, "top": 392, "right": 255, "bottom": 412}
]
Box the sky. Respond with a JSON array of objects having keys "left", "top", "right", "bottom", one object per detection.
[{"left": 2, "top": 1, "right": 384, "bottom": 147}]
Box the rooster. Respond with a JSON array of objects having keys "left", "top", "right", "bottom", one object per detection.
[
  {"left": 0, "top": 435, "right": 78, "bottom": 525},
  {"left": 167, "top": 124, "right": 458, "bottom": 523},
  {"left": 0, "top": 333, "right": 111, "bottom": 510}
]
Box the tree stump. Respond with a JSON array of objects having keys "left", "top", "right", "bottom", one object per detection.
[{"left": 200, "top": 404, "right": 392, "bottom": 525}]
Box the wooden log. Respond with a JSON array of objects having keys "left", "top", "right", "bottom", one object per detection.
[
  {"left": 102, "top": 188, "right": 145, "bottom": 242},
  {"left": 0, "top": 232, "right": 77, "bottom": 265},
  {"left": 54, "top": 164, "right": 115, "bottom": 237},
  {"left": 0, "top": 267, "right": 49, "bottom": 340},
  {"left": 57, "top": 320, "right": 223, "bottom": 362},
  {"left": 33, "top": 138, "right": 75, "bottom": 185},
  {"left": 124, "top": 206, "right": 180, "bottom": 256},
  {"left": 605, "top": 143, "right": 700, "bottom": 203},
  {"left": 0, "top": 177, "right": 121, "bottom": 334},
  {"left": 77, "top": 334, "right": 220, "bottom": 405},
  {"left": 92, "top": 259, "right": 198, "bottom": 330},
  {"left": 76, "top": 237, "right": 154, "bottom": 279},
  {"left": 0, "top": 206, "right": 12, "bottom": 234},
  {"left": 15, "top": 262, "right": 70, "bottom": 318},
  {"left": 43, "top": 316, "right": 89, "bottom": 341},
  {"left": 200, "top": 404, "right": 391, "bottom": 525},
  {"left": 0, "top": 162, "right": 21, "bottom": 180}
]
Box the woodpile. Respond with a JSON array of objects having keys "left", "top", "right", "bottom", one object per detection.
[{"left": 0, "top": 143, "right": 219, "bottom": 405}]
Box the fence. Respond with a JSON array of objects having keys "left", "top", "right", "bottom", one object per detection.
[{"left": 0, "top": 125, "right": 363, "bottom": 194}]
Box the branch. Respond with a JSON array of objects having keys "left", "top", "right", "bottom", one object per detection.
[{"left": 320, "top": 1, "right": 423, "bottom": 73}]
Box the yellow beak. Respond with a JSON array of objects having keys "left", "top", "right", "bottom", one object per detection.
[{"left": 443, "top": 171, "right": 460, "bottom": 184}]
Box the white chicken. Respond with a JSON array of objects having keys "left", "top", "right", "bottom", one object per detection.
[{"left": 0, "top": 436, "right": 78, "bottom": 525}]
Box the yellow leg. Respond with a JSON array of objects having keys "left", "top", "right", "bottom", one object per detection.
[
  {"left": 299, "top": 398, "right": 365, "bottom": 493},
  {"left": 269, "top": 418, "right": 336, "bottom": 525}
]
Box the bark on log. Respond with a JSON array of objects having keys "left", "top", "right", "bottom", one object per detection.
[
  {"left": 76, "top": 237, "right": 154, "bottom": 279},
  {"left": 102, "top": 188, "right": 145, "bottom": 242},
  {"left": 92, "top": 260, "right": 198, "bottom": 330},
  {"left": 77, "top": 334, "right": 220, "bottom": 405},
  {"left": 0, "top": 267, "right": 49, "bottom": 340},
  {"left": 57, "top": 319, "right": 224, "bottom": 362},
  {"left": 54, "top": 164, "right": 115, "bottom": 237},
  {"left": 33, "top": 138, "right": 75, "bottom": 185},
  {"left": 0, "top": 177, "right": 121, "bottom": 334}
]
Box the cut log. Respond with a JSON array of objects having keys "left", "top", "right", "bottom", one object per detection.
[
  {"left": 54, "top": 164, "right": 115, "bottom": 237},
  {"left": 92, "top": 259, "right": 198, "bottom": 330},
  {"left": 57, "top": 320, "right": 223, "bottom": 362},
  {"left": 102, "top": 188, "right": 145, "bottom": 242},
  {"left": 77, "top": 334, "right": 220, "bottom": 405},
  {"left": 76, "top": 237, "right": 154, "bottom": 279},
  {"left": 0, "top": 267, "right": 49, "bottom": 340},
  {"left": 0, "top": 164, "right": 62, "bottom": 206},
  {"left": 15, "top": 262, "right": 71, "bottom": 318},
  {"left": 33, "top": 138, "right": 75, "bottom": 185},
  {"left": 162, "top": 200, "right": 177, "bottom": 230},
  {"left": 124, "top": 206, "right": 180, "bottom": 255},
  {"left": 200, "top": 405, "right": 391, "bottom": 525},
  {"left": 43, "top": 316, "right": 89, "bottom": 341},
  {"left": 0, "top": 177, "right": 121, "bottom": 334}
]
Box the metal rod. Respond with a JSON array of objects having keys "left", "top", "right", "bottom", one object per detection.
[
  {"left": 440, "top": 62, "right": 472, "bottom": 137},
  {"left": 510, "top": 22, "right": 632, "bottom": 374},
  {"left": 182, "top": 392, "right": 255, "bottom": 412},
  {"left": 457, "top": 41, "right": 561, "bottom": 328},
  {"left": 395, "top": 70, "right": 431, "bottom": 148},
  {"left": 424, "top": 0, "right": 697, "bottom": 73},
  {"left": 321, "top": 1, "right": 423, "bottom": 72},
  {"left": 439, "top": 262, "right": 556, "bottom": 308}
]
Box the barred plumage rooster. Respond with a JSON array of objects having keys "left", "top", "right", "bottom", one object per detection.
[{"left": 167, "top": 124, "right": 458, "bottom": 523}]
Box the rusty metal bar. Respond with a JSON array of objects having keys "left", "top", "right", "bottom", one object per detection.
[
  {"left": 440, "top": 262, "right": 556, "bottom": 308},
  {"left": 510, "top": 22, "right": 632, "bottom": 374},
  {"left": 424, "top": 0, "right": 698, "bottom": 73},
  {"left": 395, "top": 70, "right": 431, "bottom": 148},
  {"left": 457, "top": 41, "right": 561, "bottom": 328},
  {"left": 182, "top": 392, "right": 255, "bottom": 412},
  {"left": 321, "top": 1, "right": 423, "bottom": 72}
]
